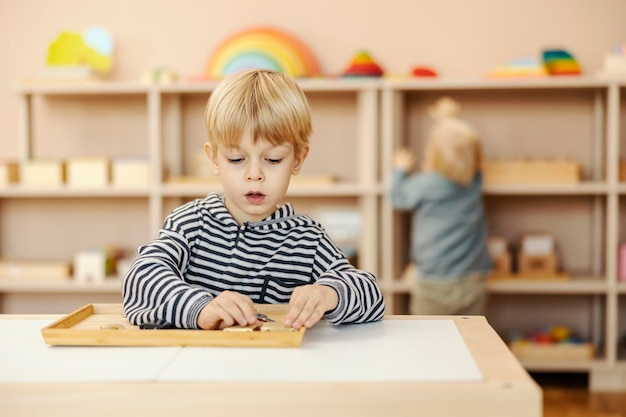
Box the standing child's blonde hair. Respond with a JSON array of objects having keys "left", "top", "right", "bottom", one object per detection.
[{"left": 421, "top": 97, "right": 483, "bottom": 185}]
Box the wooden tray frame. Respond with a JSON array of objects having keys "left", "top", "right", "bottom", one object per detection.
[{"left": 41, "top": 303, "right": 306, "bottom": 348}]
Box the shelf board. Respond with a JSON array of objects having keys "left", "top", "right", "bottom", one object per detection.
[
  {"left": 158, "top": 81, "right": 219, "bottom": 94},
  {"left": 0, "top": 186, "right": 150, "bottom": 198},
  {"left": 151, "top": 77, "right": 381, "bottom": 94},
  {"left": 0, "top": 279, "right": 122, "bottom": 293},
  {"left": 520, "top": 358, "right": 608, "bottom": 372},
  {"left": 380, "top": 277, "right": 609, "bottom": 295},
  {"left": 160, "top": 182, "right": 383, "bottom": 198},
  {"left": 487, "top": 277, "right": 608, "bottom": 294},
  {"left": 297, "top": 77, "right": 381, "bottom": 92},
  {"left": 617, "top": 282, "right": 626, "bottom": 294},
  {"left": 19, "top": 80, "right": 151, "bottom": 95},
  {"left": 16, "top": 76, "right": 613, "bottom": 96},
  {"left": 483, "top": 182, "right": 609, "bottom": 195},
  {"left": 287, "top": 183, "right": 383, "bottom": 197},
  {"left": 382, "top": 76, "right": 611, "bottom": 91}
]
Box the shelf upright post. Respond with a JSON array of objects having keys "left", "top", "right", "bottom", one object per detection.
[
  {"left": 17, "top": 91, "right": 33, "bottom": 162},
  {"left": 356, "top": 84, "right": 380, "bottom": 278},
  {"left": 591, "top": 90, "right": 606, "bottom": 278},
  {"left": 589, "top": 88, "right": 607, "bottom": 359},
  {"left": 605, "top": 82, "right": 620, "bottom": 367},
  {"left": 147, "top": 86, "right": 163, "bottom": 237},
  {"left": 592, "top": 89, "right": 605, "bottom": 183},
  {"left": 380, "top": 83, "right": 405, "bottom": 313},
  {"left": 162, "top": 93, "right": 183, "bottom": 178}
]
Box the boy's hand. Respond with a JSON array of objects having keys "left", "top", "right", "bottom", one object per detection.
[
  {"left": 393, "top": 148, "right": 415, "bottom": 171},
  {"left": 197, "top": 291, "right": 258, "bottom": 330},
  {"left": 283, "top": 285, "right": 339, "bottom": 329}
]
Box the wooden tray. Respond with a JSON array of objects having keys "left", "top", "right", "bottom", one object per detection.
[{"left": 41, "top": 303, "right": 306, "bottom": 348}]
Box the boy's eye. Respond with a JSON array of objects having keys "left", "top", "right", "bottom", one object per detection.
[
  {"left": 228, "top": 158, "right": 244, "bottom": 164},
  {"left": 267, "top": 158, "right": 283, "bottom": 164}
]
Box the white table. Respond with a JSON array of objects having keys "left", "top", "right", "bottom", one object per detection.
[{"left": 0, "top": 314, "right": 541, "bottom": 417}]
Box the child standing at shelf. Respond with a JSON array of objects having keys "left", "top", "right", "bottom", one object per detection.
[
  {"left": 122, "top": 69, "right": 385, "bottom": 330},
  {"left": 390, "top": 97, "right": 492, "bottom": 315}
]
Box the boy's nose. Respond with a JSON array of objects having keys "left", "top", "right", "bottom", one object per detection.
[{"left": 246, "top": 163, "right": 264, "bottom": 181}]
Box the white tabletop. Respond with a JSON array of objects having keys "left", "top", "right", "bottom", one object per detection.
[
  {"left": 0, "top": 314, "right": 541, "bottom": 417},
  {"left": 1, "top": 318, "right": 482, "bottom": 383}
]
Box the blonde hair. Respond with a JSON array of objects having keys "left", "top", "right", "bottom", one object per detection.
[
  {"left": 422, "top": 97, "right": 483, "bottom": 185},
  {"left": 205, "top": 69, "right": 312, "bottom": 158}
]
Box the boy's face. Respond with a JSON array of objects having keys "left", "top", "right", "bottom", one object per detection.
[{"left": 205, "top": 132, "right": 308, "bottom": 225}]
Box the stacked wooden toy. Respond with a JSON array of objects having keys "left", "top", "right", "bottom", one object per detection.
[
  {"left": 542, "top": 49, "right": 582, "bottom": 76},
  {"left": 342, "top": 51, "right": 384, "bottom": 77}
]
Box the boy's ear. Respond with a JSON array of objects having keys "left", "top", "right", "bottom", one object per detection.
[
  {"left": 292, "top": 146, "right": 309, "bottom": 175},
  {"left": 204, "top": 143, "right": 220, "bottom": 175}
]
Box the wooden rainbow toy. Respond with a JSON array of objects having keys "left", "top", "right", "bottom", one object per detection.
[{"left": 206, "top": 26, "right": 321, "bottom": 79}]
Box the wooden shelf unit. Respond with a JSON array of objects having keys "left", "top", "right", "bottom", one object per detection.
[
  {"left": 1, "top": 78, "right": 382, "bottom": 316},
  {"left": 2, "top": 77, "right": 626, "bottom": 388},
  {"left": 379, "top": 77, "right": 626, "bottom": 389}
]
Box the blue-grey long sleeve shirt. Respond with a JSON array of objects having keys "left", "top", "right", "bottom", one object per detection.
[{"left": 390, "top": 170, "right": 493, "bottom": 280}]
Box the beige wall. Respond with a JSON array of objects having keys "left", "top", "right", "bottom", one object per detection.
[{"left": 1, "top": 0, "right": 625, "bottom": 157}]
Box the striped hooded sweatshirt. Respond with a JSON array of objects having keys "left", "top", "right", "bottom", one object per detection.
[{"left": 122, "top": 192, "right": 385, "bottom": 329}]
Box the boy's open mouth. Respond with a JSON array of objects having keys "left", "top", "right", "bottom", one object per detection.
[{"left": 246, "top": 192, "right": 266, "bottom": 203}]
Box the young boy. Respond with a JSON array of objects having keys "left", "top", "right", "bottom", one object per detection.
[
  {"left": 390, "top": 96, "right": 492, "bottom": 316},
  {"left": 122, "top": 69, "right": 385, "bottom": 330}
]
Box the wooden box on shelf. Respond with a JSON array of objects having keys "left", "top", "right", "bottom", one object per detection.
[
  {"left": 21, "top": 159, "right": 65, "bottom": 188},
  {"left": 111, "top": 158, "right": 150, "bottom": 188},
  {"left": 0, "top": 260, "right": 71, "bottom": 281},
  {"left": 487, "top": 236, "right": 511, "bottom": 278},
  {"left": 517, "top": 253, "right": 558, "bottom": 276},
  {"left": 516, "top": 233, "right": 562, "bottom": 278},
  {"left": 67, "top": 157, "right": 110, "bottom": 188},
  {"left": 73, "top": 250, "right": 107, "bottom": 284},
  {"left": 483, "top": 159, "right": 581, "bottom": 185},
  {"left": 0, "top": 162, "right": 19, "bottom": 187},
  {"left": 620, "top": 160, "right": 626, "bottom": 182}
]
